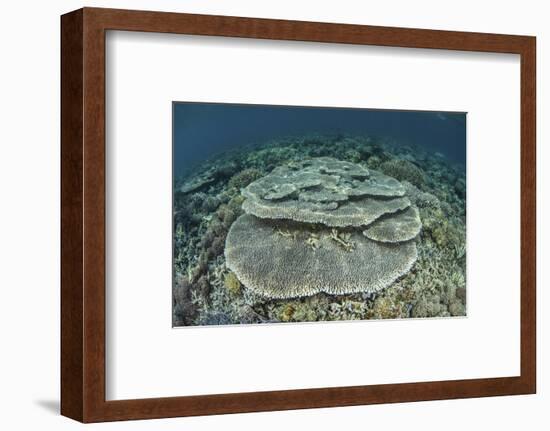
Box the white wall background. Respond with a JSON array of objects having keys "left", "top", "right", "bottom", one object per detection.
[{"left": 0, "top": 0, "right": 546, "bottom": 429}]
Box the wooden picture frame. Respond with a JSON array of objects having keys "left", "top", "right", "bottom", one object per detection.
[{"left": 61, "top": 7, "right": 536, "bottom": 423}]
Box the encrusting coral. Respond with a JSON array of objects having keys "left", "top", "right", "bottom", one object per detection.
[{"left": 223, "top": 271, "right": 241, "bottom": 295}]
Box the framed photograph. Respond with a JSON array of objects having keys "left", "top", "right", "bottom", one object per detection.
[{"left": 61, "top": 7, "right": 536, "bottom": 422}]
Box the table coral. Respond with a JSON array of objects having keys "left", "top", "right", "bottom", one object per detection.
[
  {"left": 225, "top": 214, "right": 417, "bottom": 298},
  {"left": 225, "top": 157, "right": 424, "bottom": 299},
  {"left": 363, "top": 206, "right": 422, "bottom": 243},
  {"left": 242, "top": 157, "right": 410, "bottom": 227}
]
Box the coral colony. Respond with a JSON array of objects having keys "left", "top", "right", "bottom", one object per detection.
[
  {"left": 226, "top": 158, "right": 420, "bottom": 298},
  {"left": 173, "top": 134, "right": 466, "bottom": 326}
]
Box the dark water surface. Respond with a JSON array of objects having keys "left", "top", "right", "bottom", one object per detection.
[{"left": 173, "top": 102, "right": 466, "bottom": 176}]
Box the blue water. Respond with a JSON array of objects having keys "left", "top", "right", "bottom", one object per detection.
[{"left": 173, "top": 102, "right": 466, "bottom": 176}]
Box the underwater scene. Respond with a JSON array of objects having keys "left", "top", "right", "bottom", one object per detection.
[{"left": 173, "top": 103, "right": 466, "bottom": 327}]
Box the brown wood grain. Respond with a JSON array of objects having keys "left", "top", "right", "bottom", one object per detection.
[
  {"left": 60, "top": 9, "right": 84, "bottom": 422},
  {"left": 520, "top": 35, "right": 536, "bottom": 395},
  {"left": 60, "top": 7, "right": 536, "bottom": 423}
]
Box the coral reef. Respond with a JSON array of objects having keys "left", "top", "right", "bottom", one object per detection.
[
  {"left": 179, "top": 168, "right": 217, "bottom": 194},
  {"left": 173, "top": 133, "right": 466, "bottom": 325},
  {"left": 227, "top": 168, "right": 264, "bottom": 191},
  {"left": 380, "top": 159, "right": 426, "bottom": 188}
]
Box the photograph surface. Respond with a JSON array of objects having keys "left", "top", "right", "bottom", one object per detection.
[{"left": 173, "top": 103, "right": 466, "bottom": 327}]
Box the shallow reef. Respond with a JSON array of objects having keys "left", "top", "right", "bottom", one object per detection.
[{"left": 173, "top": 133, "right": 466, "bottom": 326}]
